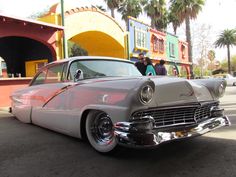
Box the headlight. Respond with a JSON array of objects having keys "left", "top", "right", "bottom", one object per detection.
[
  {"left": 139, "top": 85, "right": 154, "bottom": 104},
  {"left": 218, "top": 83, "right": 225, "bottom": 97}
]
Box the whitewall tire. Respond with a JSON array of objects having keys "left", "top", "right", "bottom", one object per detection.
[{"left": 86, "top": 110, "right": 117, "bottom": 153}]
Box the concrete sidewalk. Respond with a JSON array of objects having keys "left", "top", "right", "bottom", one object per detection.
[{"left": 0, "top": 107, "right": 13, "bottom": 118}]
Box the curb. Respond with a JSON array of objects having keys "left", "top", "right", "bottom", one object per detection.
[
  {"left": 0, "top": 107, "right": 13, "bottom": 118},
  {"left": 0, "top": 107, "right": 10, "bottom": 112}
]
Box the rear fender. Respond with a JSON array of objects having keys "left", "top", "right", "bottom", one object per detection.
[{"left": 12, "top": 105, "right": 32, "bottom": 123}]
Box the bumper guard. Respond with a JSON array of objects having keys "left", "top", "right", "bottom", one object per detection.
[{"left": 114, "top": 115, "right": 231, "bottom": 148}]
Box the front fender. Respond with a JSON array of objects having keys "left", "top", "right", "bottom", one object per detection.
[
  {"left": 80, "top": 104, "right": 130, "bottom": 123},
  {"left": 191, "top": 78, "right": 226, "bottom": 99}
]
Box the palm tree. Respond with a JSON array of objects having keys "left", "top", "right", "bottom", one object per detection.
[
  {"left": 143, "top": 0, "right": 168, "bottom": 31},
  {"left": 117, "top": 0, "right": 143, "bottom": 27},
  {"left": 104, "top": 0, "right": 123, "bottom": 18},
  {"left": 169, "top": 0, "right": 205, "bottom": 78},
  {"left": 168, "top": 7, "right": 181, "bottom": 35},
  {"left": 215, "top": 29, "right": 236, "bottom": 74}
]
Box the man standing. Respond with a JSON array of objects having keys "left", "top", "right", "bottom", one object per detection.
[
  {"left": 155, "top": 59, "right": 167, "bottom": 75},
  {"left": 135, "top": 53, "right": 146, "bottom": 76}
]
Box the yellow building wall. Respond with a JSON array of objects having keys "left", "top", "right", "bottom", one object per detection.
[
  {"left": 65, "top": 10, "right": 125, "bottom": 58},
  {"left": 38, "top": 14, "right": 61, "bottom": 26},
  {"left": 39, "top": 6, "right": 126, "bottom": 59},
  {"left": 39, "top": 14, "right": 64, "bottom": 59},
  {"left": 55, "top": 31, "right": 64, "bottom": 59},
  {"left": 25, "top": 59, "right": 48, "bottom": 77}
]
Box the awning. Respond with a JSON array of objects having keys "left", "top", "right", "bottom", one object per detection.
[{"left": 151, "top": 34, "right": 164, "bottom": 41}]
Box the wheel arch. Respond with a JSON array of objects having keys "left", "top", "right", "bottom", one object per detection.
[
  {"left": 80, "top": 108, "right": 104, "bottom": 140},
  {"left": 80, "top": 109, "right": 105, "bottom": 140},
  {"left": 80, "top": 109, "right": 91, "bottom": 140}
]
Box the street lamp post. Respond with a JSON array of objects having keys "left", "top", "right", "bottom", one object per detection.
[{"left": 60, "top": 0, "right": 68, "bottom": 58}]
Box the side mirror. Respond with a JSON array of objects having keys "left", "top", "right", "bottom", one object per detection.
[{"left": 74, "top": 69, "right": 83, "bottom": 81}]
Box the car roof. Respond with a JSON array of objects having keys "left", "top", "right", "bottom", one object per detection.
[{"left": 48, "top": 56, "right": 134, "bottom": 66}]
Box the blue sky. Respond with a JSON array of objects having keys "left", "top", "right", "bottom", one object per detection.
[{"left": 0, "top": 0, "right": 235, "bottom": 62}]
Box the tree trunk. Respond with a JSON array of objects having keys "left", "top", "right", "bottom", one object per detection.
[
  {"left": 227, "top": 44, "right": 231, "bottom": 74},
  {"left": 111, "top": 8, "right": 115, "bottom": 18},
  {"left": 151, "top": 19, "right": 155, "bottom": 29},
  {"left": 173, "top": 25, "right": 177, "bottom": 35},
  {"left": 125, "top": 19, "right": 129, "bottom": 31},
  {"left": 185, "top": 16, "right": 193, "bottom": 78}
]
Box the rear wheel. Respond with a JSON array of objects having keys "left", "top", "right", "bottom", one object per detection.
[{"left": 85, "top": 110, "right": 117, "bottom": 153}]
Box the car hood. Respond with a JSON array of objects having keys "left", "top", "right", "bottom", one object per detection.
[
  {"left": 150, "top": 76, "right": 214, "bottom": 107},
  {"left": 74, "top": 76, "right": 215, "bottom": 107}
]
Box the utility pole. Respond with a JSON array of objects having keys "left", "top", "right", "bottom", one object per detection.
[{"left": 61, "top": 0, "right": 68, "bottom": 58}]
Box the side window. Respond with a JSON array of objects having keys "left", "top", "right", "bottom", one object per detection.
[
  {"left": 45, "top": 64, "right": 64, "bottom": 84},
  {"left": 61, "top": 63, "right": 68, "bottom": 81},
  {"left": 31, "top": 70, "right": 47, "bottom": 86},
  {"left": 69, "top": 62, "right": 78, "bottom": 81}
]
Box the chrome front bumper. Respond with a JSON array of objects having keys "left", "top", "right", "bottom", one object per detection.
[{"left": 114, "top": 116, "right": 231, "bottom": 148}]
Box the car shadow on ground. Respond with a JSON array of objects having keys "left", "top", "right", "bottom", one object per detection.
[{"left": 1, "top": 116, "right": 236, "bottom": 177}]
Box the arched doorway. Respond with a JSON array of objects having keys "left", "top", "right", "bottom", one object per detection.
[
  {"left": 0, "top": 36, "right": 53, "bottom": 77},
  {"left": 167, "top": 63, "right": 179, "bottom": 76},
  {"left": 179, "top": 65, "right": 189, "bottom": 78},
  {"left": 39, "top": 5, "right": 127, "bottom": 59},
  {"left": 69, "top": 31, "right": 124, "bottom": 58}
]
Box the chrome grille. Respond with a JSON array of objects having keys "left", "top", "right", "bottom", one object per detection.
[
  {"left": 194, "top": 103, "right": 217, "bottom": 122},
  {"left": 132, "top": 102, "right": 219, "bottom": 128}
]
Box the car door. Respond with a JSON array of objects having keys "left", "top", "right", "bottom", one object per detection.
[
  {"left": 31, "top": 62, "right": 76, "bottom": 134},
  {"left": 11, "top": 63, "right": 71, "bottom": 123}
]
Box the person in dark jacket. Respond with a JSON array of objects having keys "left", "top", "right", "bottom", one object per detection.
[
  {"left": 155, "top": 59, "right": 167, "bottom": 75},
  {"left": 135, "top": 53, "right": 146, "bottom": 76}
]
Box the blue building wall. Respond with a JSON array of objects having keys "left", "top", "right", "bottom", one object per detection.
[{"left": 128, "top": 17, "right": 150, "bottom": 61}]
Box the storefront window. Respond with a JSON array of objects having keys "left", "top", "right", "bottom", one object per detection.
[
  {"left": 181, "top": 45, "right": 186, "bottom": 59},
  {"left": 135, "top": 27, "right": 147, "bottom": 49},
  {"left": 159, "top": 39, "right": 164, "bottom": 53},
  {"left": 152, "top": 36, "right": 164, "bottom": 53},
  {"left": 169, "top": 43, "right": 175, "bottom": 57}
]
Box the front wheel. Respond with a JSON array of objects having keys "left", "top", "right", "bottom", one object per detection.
[{"left": 86, "top": 110, "right": 117, "bottom": 153}]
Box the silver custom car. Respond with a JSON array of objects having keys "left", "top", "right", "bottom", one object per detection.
[{"left": 10, "top": 56, "right": 231, "bottom": 153}]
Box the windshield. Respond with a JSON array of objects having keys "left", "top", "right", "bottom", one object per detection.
[{"left": 69, "top": 59, "right": 142, "bottom": 80}]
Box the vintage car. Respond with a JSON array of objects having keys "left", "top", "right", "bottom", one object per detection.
[
  {"left": 10, "top": 56, "right": 231, "bottom": 153},
  {"left": 213, "top": 74, "right": 236, "bottom": 86}
]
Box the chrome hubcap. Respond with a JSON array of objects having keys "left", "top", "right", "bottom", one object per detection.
[{"left": 91, "top": 113, "right": 113, "bottom": 144}]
